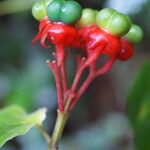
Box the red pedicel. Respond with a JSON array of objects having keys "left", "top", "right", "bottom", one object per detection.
[
  {"left": 39, "top": 17, "right": 51, "bottom": 32},
  {"left": 117, "top": 39, "right": 134, "bottom": 61},
  {"left": 32, "top": 17, "right": 50, "bottom": 46}
]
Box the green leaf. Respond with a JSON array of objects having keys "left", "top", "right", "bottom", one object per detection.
[
  {"left": 127, "top": 60, "right": 150, "bottom": 150},
  {"left": 0, "top": 105, "right": 47, "bottom": 148}
]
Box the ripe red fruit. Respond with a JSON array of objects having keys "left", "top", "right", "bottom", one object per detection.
[{"left": 117, "top": 39, "right": 134, "bottom": 61}]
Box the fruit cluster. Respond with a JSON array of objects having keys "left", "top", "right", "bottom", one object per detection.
[{"left": 32, "top": 0, "right": 143, "bottom": 112}]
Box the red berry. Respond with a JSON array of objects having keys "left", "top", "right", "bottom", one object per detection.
[
  {"left": 102, "top": 29, "right": 122, "bottom": 56},
  {"left": 117, "top": 39, "right": 134, "bottom": 61}
]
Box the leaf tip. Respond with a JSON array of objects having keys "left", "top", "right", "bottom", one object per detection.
[{"left": 34, "top": 108, "right": 47, "bottom": 125}]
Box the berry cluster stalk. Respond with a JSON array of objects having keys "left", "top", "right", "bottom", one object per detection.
[{"left": 46, "top": 45, "right": 116, "bottom": 149}]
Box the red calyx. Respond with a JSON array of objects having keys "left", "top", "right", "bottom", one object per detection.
[
  {"left": 117, "top": 39, "right": 134, "bottom": 61},
  {"left": 45, "top": 22, "right": 80, "bottom": 47},
  {"left": 32, "top": 19, "right": 80, "bottom": 48},
  {"left": 78, "top": 25, "right": 122, "bottom": 56},
  {"left": 39, "top": 17, "right": 51, "bottom": 32}
]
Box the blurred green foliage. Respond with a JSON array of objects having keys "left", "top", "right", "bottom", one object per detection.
[
  {"left": 5, "top": 62, "right": 51, "bottom": 110},
  {"left": 127, "top": 60, "right": 150, "bottom": 150},
  {"left": 0, "top": 0, "right": 34, "bottom": 15}
]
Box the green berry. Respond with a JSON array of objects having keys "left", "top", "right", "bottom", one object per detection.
[
  {"left": 96, "top": 8, "right": 132, "bottom": 36},
  {"left": 108, "top": 13, "right": 131, "bottom": 36},
  {"left": 47, "top": 0, "right": 63, "bottom": 21},
  {"left": 43, "top": 0, "right": 53, "bottom": 8},
  {"left": 32, "top": 1, "right": 47, "bottom": 21},
  {"left": 125, "top": 24, "right": 143, "bottom": 43},
  {"left": 94, "top": 10, "right": 99, "bottom": 15},
  {"left": 96, "top": 8, "right": 117, "bottom": 29},
  {"left": 76, "top": 8, "right": 96, "bottom": 28},
  {"left": 60, "top": 1, "right": 82, "bottom": 24}
]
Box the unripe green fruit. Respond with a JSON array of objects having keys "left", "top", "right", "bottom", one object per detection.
[
  {"left": 96, "top": 8, "right": 132, "bottom": 36},
  {"left": 125, "top": 24, "right": 143, "bottom": 43},
  {"left": 96, "top": 8, "right": 117, "bottom": 28},
  {"left": 32, "top": 1, "right": 47, "bottom": 21},
  {"left": 43, "top": 0, "right": 53, "bottom": 8},
  {"left": 107, "top": 13, "right": 131, "bottom": 36},
  {"left": 47, "top": 0, "right": 63, "bottom": 21},
  {"left": 60, "top": 1, "right": 82, "bottom": 24},
  {"left": 94, "top": 10, "right": 99, "bottom": 15},
  {"left": 76, "top": 8, "right": 96, "bottom": 28}
]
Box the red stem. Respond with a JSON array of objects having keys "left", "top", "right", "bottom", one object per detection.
[
  {"left": 69, "top": 56, "right": 87, "bottom": 97},
  {"left": 47, "top": 61, "right": 64, "bottom": 112},
  {"left": 55, "top": 44, "right": 66, "bottom": 67},
  {"left": 69, "top": 56, "right": 116, "bottom": 110},
  {"left": 61, "top": 62, "right": 68, "bottom": 94},
  {"left": 96, "top": 56, "right": 116, "bottom": 77},
  {"left": 69, "top": 45, "right": 105, "bottom": 95},
  {"left": 55, "top": 44, "right": 68, "bottom": 95}
]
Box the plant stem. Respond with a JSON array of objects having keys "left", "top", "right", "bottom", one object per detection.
[
  {"left": 47, "top": 61, "right": 64, "bottom": 112},
  {"left": 37, "top": 125, "right": 51, "bottom": 150},
  {"left": 70, "top": 56, "right": 116, "bottom": 110},
  {"left": 69, "top": 56, "right": 87, "bottom": 96},
  {"left": 50, "top": 110, "right": 69, "bottom": 150},
  {"left": 61, "top": 62, "right": 68, "bottom": 94}
]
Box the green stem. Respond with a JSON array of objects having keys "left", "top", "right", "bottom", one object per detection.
[
  {"left": 37, "top": 125, "right": 51, "bottom": 150},
  {"left": 64, "top": 98, "right": 72, "bottom": 112},
  {"left": 50, "top": 110, "right": 69, "bottom": 149}
]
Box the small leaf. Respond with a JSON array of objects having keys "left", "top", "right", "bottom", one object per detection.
[{"left": 0, "top": 105, "right": 47, "bottom": 147}]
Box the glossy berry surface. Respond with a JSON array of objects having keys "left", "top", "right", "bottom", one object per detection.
[
  {"left": 117, "top": 39, "right": 134, "bottom": 61},
  {"left": 32, "top": 1, "right": 47, "bottom": 21},
  {"left": 60, "top": 1, "right": 82, "bottom": 24},
  {"left": 96, "top": 8, "right": 116, "bottom": 28},
  {"left": 47, "top": 0, "right": 63, "bottom": 21},
  {"left": 47, "top": 0, "right": 82, "bottom": 24},
  {"left": 125, "top": 24, "right": 143, "bottom": 43},
  {"left": 43, "top": 0, "right": 53, "bottom": 8},
  {"left": 76, "top": 8, "right": 96, "bottom": 28},
  {"left": 96, "top": 8, "right": 131, "bottom": 36}
]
